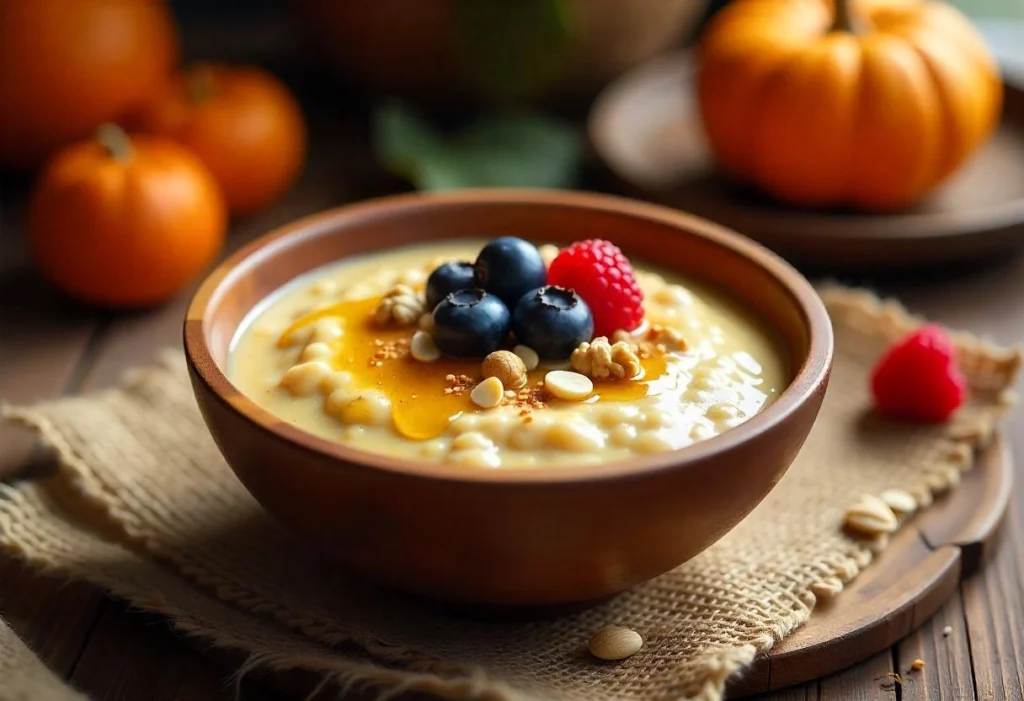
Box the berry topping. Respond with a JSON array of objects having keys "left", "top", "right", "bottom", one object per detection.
[
  {"left": 474, "top": 236, "right": 547, "bottom": 307},
  {"left": 870, "top": 324, "right": 967, "bottom": 423},
  {"left": 547, "top": 239, "right": 644, "bottom": 338},
  {"left": 425, "top": 260, "right": 476, "bottom": 310},
  {"left": 432, "top": 289, "right": 511, "bottom": 358},
  {"left": 511, "top": 285, "right": 594, "bottom": 360}
]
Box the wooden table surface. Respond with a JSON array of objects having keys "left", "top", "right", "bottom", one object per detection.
[{"left": 2, "top": 30, "right": 1023, "bottom": 701}]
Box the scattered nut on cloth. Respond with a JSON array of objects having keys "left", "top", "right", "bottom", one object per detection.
[
  {"left": 589, "top": 626, "right": 644, "bottom": 661},
  {"left": 0, "top": 287, "right": 1019, "bottom": 701}
]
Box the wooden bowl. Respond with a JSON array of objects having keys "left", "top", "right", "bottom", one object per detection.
[{"left": 184, "top": 190, "right": 833, "bottom": 607}]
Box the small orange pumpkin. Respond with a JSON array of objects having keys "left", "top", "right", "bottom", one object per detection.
[
  {"left": 0, "top": 0, "right": 178, "bottom": 170},
  {"left": 28, "top": 124, "right": 226, "bottom": 308},
  {"left": 131, "top": 63, "right": 306, "bottom": 217},
  {"left": 696, "top": 0, "right": 1003, "bottom": 212}
]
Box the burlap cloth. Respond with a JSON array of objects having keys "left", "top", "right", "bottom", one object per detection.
[{"left": 1, "top": 286, "right": 1020, "bottom": 701}]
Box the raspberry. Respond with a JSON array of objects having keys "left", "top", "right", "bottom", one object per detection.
[
  {"left": 547, "top": 239, "right": 644, "bottom": 338},
  {"left": 870, "top": 324, "right": 967, "bottom": 423}
]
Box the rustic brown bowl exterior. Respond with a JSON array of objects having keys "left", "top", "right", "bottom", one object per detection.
[{"left": 184, "top": 189, "right": 833, "bottom": 606}]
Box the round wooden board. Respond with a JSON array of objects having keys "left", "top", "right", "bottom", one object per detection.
[
  {"left": 588, "top": 52, "right": 1024, "bottom": 271},
  {"left": 726, "top": 437, "right": 1014, "bottom": 698}
]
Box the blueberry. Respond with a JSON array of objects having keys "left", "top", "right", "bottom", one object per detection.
[
  {"left": 425, "top": 260, "right": 476, "bottom": 310},
  {"left": 432, "top": 289, "right": 511, "bottom": 358},
  {"left": 473, "top": 236, "right": 547, "bottom": 307},
  {"left": 511, "top": 286, "right": 594, "bottom": 360}
]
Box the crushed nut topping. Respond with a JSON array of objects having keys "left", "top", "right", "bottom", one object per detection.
[
  {"left": 374, "top": 284, "right": 424, "bottom": 326},
  {"left": 369, "top": 338, "right": 409, "bottom": 367},
  {"left": 511, "top": 384, "right": 547, "bottom": 413},
  {"left": 444, "top": 373, "right": 476, "bottom": 396},
  {"left": 570, "top": 336, "right": 642, "bottom": 380}
]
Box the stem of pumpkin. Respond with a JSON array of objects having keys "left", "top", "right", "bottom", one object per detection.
[
  {"left": 96, "top": 123, "right": 133, "bottom": 162},
  {"left": 186, "top": 64, "right": 216, "bottom": 103},
  {"left": 829, "top": 0, "right": 864, "bottom": 33}
]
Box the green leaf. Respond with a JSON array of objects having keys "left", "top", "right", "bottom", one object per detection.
[
  {"left": 452, "top": 0, "right": 574, "bottom": 100},
  {"left": 373, "top": 103, "right": 584, "bottom": 191}
]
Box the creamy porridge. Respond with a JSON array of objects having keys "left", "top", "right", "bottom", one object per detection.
[{"left": 229, "top": 238, "right": 788, "bottom": 468}]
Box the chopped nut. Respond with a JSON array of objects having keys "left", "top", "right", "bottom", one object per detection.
[
  {"left": 374, "top": 284, "right": 424, "bottom": 326},
  {"left": 513, "top": 344, "right": 540, "bottom": 371},
  {"left": 843, "top": 494, "right": 899, "bottom": 537},
  {"left": 511, "top": 384, "right": 547, "bottom": 412},
  {"left": 445, "top": 374, "right": 476, "bottom": 396},
  {"left": 570, "top": 336, "right": 642, "bottom": 380},
  {"left": 471, "top": 376, "right": 505, "bottom": 409},
  {"left": 880, "top": 488, "right": 917, "bottom": 517},
  {"left": 545, "top": 370, "right": 593, "bottom": 401},
  {"left": 410, "top": 331, "right": 441, "bottom": 362},
  {"left": 482, "top": 350, "right": 527, "bottom": 389},
  {"left": 369, "top": 337, "right": 409, "bottom": 366},
  {"left": 911, "top": 659, "right": 926, "bottom": 671},
  {"left": 588, "top": 625, "right": 643, "bottom": 661}
]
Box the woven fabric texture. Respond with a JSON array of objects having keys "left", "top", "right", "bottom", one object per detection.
[{"left": 0, "top": 287, "right": 1019, "bottom": 701}]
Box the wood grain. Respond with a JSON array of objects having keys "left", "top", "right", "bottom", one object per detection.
[
  {"left": 67, "top": 604, "right": 266, "bottom": 701},
  {"left": 896, "top": 596, "right": 976, "bottom": 701},
  {"left": 817, "top": 651, "right": 897, "bottom": 701},
  {"left": 961, "top": 502, "right": 1024, "bottom": 701}
]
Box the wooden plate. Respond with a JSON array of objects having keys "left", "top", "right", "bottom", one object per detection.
[
  {"left": 588, "top": 52, "right": 1024, "bottom": 271},
  {"left": 727, "top": 437, "right": 1014, "bottom": 697}
]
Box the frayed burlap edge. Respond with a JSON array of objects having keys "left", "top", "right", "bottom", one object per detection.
[
  {"left": 1, "top": 285, "right": 1020, "bottom": 701},
  {"left": 0, "top": 484, "right": 529, "bottom": 701}
]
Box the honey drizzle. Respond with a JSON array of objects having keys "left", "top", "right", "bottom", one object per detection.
[{"left": 279, "top": 296, "right": 670, "bottom": 440}]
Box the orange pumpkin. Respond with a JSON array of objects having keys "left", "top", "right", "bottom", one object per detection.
[
  {"left": 131, "top": 63, "right": 306, "bottom": 217},
  {"left": 696, "top": 0, "right": 1003, "bottom": 212},
  {"left": 0, "top": 0, "right": 178, "bottom": 170},
  {"left": 28, "top": 124, "right": 226, "bottom": 308}
]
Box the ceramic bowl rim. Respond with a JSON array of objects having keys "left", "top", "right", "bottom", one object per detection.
[{"left": 184, "top": 188, "right": 833, "bottom": 485}]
